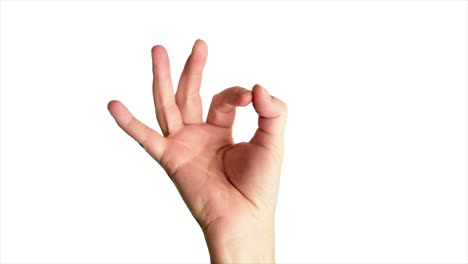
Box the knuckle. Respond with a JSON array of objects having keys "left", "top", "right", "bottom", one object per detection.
[
  {"left": 140, "top": 125, "right": 152, "bottom": 146},
  {"left": 212, "top": 93, "right": 221, "bottom": 102},
  {"left": 229, "top": 86, "right": 248, "bottom": 94},
  {"left": 124, "top": 116, "right": 136, "bottom": 129},
  {"left": 231, "top": 85, "right": 243, "bottom": 90}
]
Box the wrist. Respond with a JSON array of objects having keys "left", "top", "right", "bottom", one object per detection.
[{"left": 203, "top": 218, "right": 275, "bottom": 263}]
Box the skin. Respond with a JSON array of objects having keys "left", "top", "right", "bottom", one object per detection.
[{"left": 107, "top": 39, "right": 287, "bottom": 263}]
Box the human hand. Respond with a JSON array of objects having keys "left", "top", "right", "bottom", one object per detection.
[{"left": 107, "top": 39, "right": 287, "bottom": 263}]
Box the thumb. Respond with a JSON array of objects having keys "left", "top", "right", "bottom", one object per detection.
[{"left": 250, "top": 84, "right": 287, "bottom": 152}]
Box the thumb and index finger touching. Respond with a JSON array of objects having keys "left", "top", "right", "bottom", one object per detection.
[{"left": 205, "top": 84, "right": 287, "bottom": 149}]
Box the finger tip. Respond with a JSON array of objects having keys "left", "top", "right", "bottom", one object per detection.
[
  {"left": 238, "top": 92, "right": 253, "bottom": 105},
  {"left": 252, "top": 83, "right": 262, "bottom": 91},
  {"left": 151, "top": 45, "right": 167, "bottom": 58},
  {"left": 107, "top": 100, "right": 118, "bottom": 110},
  {"left": 193, "top": 38, "right": 208, "bottom": 57},
  {"left": 108, "top": 100, "right": 124, "bottom": 117},
  {"left": 195, "top": 38, "right": 207, "bottom": 48},
  {"left": 252, "top": 84, "right": 271, "bottom": 101},
  {"left": 108, "top": 99, "right": 128, "bottom": 112},
  {"left": 253, "top": 83, "right": 268, "bottom": 94}
]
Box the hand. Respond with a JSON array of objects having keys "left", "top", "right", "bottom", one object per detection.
[{"left": 107, "top": 39, "right": 287, "bottom": 263}]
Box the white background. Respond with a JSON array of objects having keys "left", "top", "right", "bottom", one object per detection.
[{"left": 1, "top": 1, "right": 467, "bottom": 263}]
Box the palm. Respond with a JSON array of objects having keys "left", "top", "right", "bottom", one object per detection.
[
  {"left": 161, "top": 123, "right": 280, "bottom": 231},
  {"left": 108, "top": 39, "right": 286, "bottom": 238}
]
